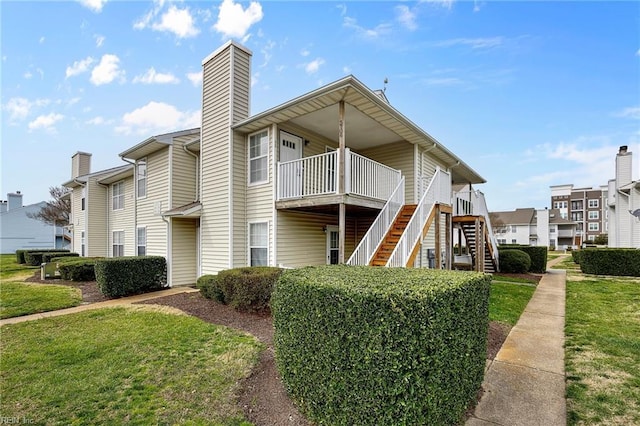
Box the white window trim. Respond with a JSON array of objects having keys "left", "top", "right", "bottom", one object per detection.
[
  {"left": 248, "top": 221, "right": 269, "bottom": 266},
  {"left": 248, "top": 130, "right": 269, "bottom": 187},
  {"left": 588, "top": 223, "right": 599, "bottom": 231},
  {"left": 588, "top": 199, "right": 599, "bottom": 208},
  {"left": 112, "top": 230, "right": 125, "bottom": 257},
  {"left": 137, "top": 158, "right": 147, "bottom": 199},
  {"left": 112, "top": 181, "right": 125, "bottom": 211},
  {"left": 588, "top": 211, "right": 599, "bottom": 220},
  {"left": 137, "top": 226, "right": 147, "bottom": 256}
]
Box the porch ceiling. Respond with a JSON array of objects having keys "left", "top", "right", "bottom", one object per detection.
[{"left": 233, "top": 75, "right": 485, "bottom": 185}]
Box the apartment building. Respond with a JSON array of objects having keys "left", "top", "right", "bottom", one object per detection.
[
  {"left": 62, "top": 41, "right": 499, "bottom": 285},
  {"left": 608, "top": 146, "right": 640, "bottom": 248},
  {"left": 490, "top": 208, "right": 577, "bottom": 249},
  {"left": 550, "top": 184, "right": 608, "bottom": 245}
]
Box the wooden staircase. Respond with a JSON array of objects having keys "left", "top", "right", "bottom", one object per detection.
[
  {"left": 370, "top": 204, "right": 417, "bottom": 266},
  {"left": 454, "top": 216, "right": 498, "bottom": 273}
]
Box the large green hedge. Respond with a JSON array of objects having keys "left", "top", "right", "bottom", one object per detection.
[
  {"left": 197, "top": 267, "right": 283, "bottom": 312},
  {"left": 95, "top": 256, "right": 167, "bottom": 297},
  {"left": 42, "top": 252, "right": 79, "bottom": 263},
  {"left": 498, "top": 249, "right": 531, "bottom": 273},
  {"left": 19, "top": 249, "right": 70, "bottom": 266},
  {"left": 498, "top": 245, "right": 547, "bottom": 273},
  {"left": 55, "top": 257, "right": 103, "bottom": 281},
  {"left": 272, "top": 265, "right": 491, "bottom": 426},
  {"left": 577, "top": 249, "right": 640, "bottom": 277}
]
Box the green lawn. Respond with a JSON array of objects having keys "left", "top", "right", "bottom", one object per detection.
[
  {"left": 565, "top": 276, "right": 640, "bottom": 425},
  {"left": 491, "top": 274, "right": 538, "bottom": 286},
  {"left": 489, "top": 281, "right": 535, "bottom": 326},
  {"left": 0, "top": 254, "right": 82, "bottom": 319},
  {"left": 0, "top": 307, "right": 262, "bottom": 425}
]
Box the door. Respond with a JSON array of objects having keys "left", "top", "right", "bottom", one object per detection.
[
  {"left": 326, "top": 225, "right": 339, "bottom": 265},
  {"left": 279, "top": 131, "right": 303, "bottom": 197}
]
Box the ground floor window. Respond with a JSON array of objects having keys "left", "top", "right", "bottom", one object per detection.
[
  {"left": 249, "top": 222, "right": 268, "bottom": 266},
  {"left": 137, "top": 227, "right": 146, "bottom": 256},
  {"left": 112, "top": 230, "right": 124, "bottom": 257}
]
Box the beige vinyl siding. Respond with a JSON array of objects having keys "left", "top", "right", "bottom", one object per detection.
[
  {"left": 359, "top": 141, "right": 415, "bottom": 203},
  {"left": 71, "top": 187, "right": 85, "bottom": 255},
  {"left": 232, "top": 131, "right": 247, "bottom": 266},
  {"left": 200, "top": 43, "right": 250, "bottom": 274},
  {"left": 86, "top": 177, "right": 108, "bottom": 257},
  {"left": 171, "top": 136, "right": 199, "bottom": 208},
  {"left": 136, "top": 148, "right": 170, "bottom": 258},
  {"left": 109, "top": 177, "right": 135, "bottom": 256},
  {"left": 171, "top": 218, "right": 198, "bottom": 286},
  {"left": 278, "top": 123, "right": 338, "bottom": 159},
  {"left": 276, "top": 210, "right": 362, "bottom": 267}
]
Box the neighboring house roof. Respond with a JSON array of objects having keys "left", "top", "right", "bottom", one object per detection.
[
  {"left": 119, "top": 128, "right": 200, "bottom": 160},
  {"left": 232, "top": 75, "right": 485, "bottom": 185},
  {"left": 547, "top": 208, "right": 577, "bottom": 225},
  {"left": 491, "top": 208, "right": 536, "bottom": 226},
  {"left": 61, "top": 164, "right": 132, "bottom": 188}
]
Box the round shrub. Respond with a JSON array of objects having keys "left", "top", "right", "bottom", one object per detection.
[
  {"left": 196, "top": 274, "right": 223, "bottom": 302},
  {"left": 499, "top": 249, "right": 532, "bottom": 273}
]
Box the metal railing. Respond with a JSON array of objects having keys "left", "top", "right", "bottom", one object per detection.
[
  {"left": 386, "top": 168, "right": 451, "bottom": 267},
  {"left": 346, "top": 177, "right": 405, "bottom": 266},
  {"left": 277, "top": 149, "right": 402, "bottom": 201}
]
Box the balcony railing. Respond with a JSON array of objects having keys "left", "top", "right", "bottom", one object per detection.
[
  {"left": 277, "top": 148, "right": 402, "bottom": 202},
  {"left": 453, "top": 189, "right": 500, "bottom": 269}
]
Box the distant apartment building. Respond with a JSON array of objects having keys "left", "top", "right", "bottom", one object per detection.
[
  {"left": 549, "top": 184, "right": 608, "bottom": 245},
  {"left": 490, "top": 208, "right": 577, "bottom": 249}
]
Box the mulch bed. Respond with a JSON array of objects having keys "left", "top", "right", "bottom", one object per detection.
[{"left": 25, "top": 271, "right": 513, "bottom": 425}]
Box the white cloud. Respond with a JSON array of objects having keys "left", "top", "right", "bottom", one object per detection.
[
  {"left": 614, "top": 106, "right": 640, "bottom": 120},
  {"left": 153, "top": 5, "right": 199, "bottom": 38},
  {"left": 90, "top": 54, "right": 124, "bottom": 85},
  {"left": 636, "top": 48, "right": 640, "bottom": 57},
  {"left": 423, "top": 0, "right": 454, "bottom": 10},
  {"left": 433, "top": 37, "right": 504, "bottom": 49},
  {"left": 4, "top": 97, "right": 50, "bottom": 122},
  {"left": 116, "top": 101, "right": 201, "bottom": 135},
  {"left": 95, "top": 34, "right": 105, "bottom": 47},
  {"left": 24, "top": 71, "right": 33, "bottom": 79},
  {"left": 304, "top": 58, "right": 325, "bottom": 75},
  {"left": 186, "top": 71, "right": 203, "bottom": 86},
  {"left": 300, "top": 48, "right": 310, "bottom": 57},
  {"left": 39, "top": 36, "right": 45, "bottom": 44},
  {"left": 78, "top": 0, "right": 107, "bottom": 13},
  {"left": 343, "top": 16, "right": 392, "bottom": 39},
  {"left": 214, "top": 0, "right": 263, "bottom": 40},
  {"left": 86, "top": 116, "right": 107, "bottom": 125},
  {"left": 395, "top": 5, "right": 417, "bottom": 31},
  {"left": 133, "top": 67, "right": 180, "bottom": 84},
  {"left": 66, "top": 56, "right": 95, "bottom": 78},
  {"left": 28, "top": 113, "right": 64, "bottom": 131}
]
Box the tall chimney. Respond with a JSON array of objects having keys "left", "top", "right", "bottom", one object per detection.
[
  {"left": 71, "top": 152, "right": 92, "bottom": 179},
  {"left": 615, "top": 146, "right": 632, "bottom": 189},
  {"left": 7, "top": 191, "right": 23, "bottom": 210}
]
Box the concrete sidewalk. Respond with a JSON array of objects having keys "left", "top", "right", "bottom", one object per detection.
[
  {"left": 467, "top": 258, "right": 567, "bottom": 426},
  {"left": 0, "top": 286, "right": 199, "bottom": 327}
]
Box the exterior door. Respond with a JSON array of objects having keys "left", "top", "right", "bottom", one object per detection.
[
  {"left": 326, "top": 225, "right": 339, "bottom": 265},
  {"left": 279, "top": 131, "right": 303, "bottom": 197}
]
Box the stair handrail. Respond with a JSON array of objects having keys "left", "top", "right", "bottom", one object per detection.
[
  {"left": 346, "top": 177, "right": 405, "bottom": 266},
  {"left": 455, "top": 189, "right": 499, "bottom": 271},
  {"left": 386, "top": 168, "right": 451, "bottom": 267}
]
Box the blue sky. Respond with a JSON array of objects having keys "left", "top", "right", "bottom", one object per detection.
[{"left": 2, "top": 0, "right": 639, "bottom": 212}]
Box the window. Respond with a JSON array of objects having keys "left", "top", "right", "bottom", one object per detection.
[
  {"left": 571, "top": 201, "right": 583, "bottom": 210},
  {"left": 81, "top": 231, "right": 85, "bottom": 257},
  {"left": 112, "top": 181, "right": 124, "bottom": 210},
  {"left": 510, "top": 225, "right": 517, "bottom": 232},
  {"left": 571, "top": 212, "right": 583, "bottom": 221},
  {"left": 497, "top": 239, "right": 506, "bottom": 245},
  {"left": 588, "top": 199, "right": 599, "bottom": 208},
  {"left": 137, "top": 159, "right": 147, "bottom": 198},
  {"left": 511, "top": 239, "right": 517, "bottom": 244},
  {"left": 249, "top": 131, "right": 269, "bottom": 184},
  {"left": 137, "top": 227, "right": 146, "bottom": 256},
  {"left": 588, "top": 223, "right": 599, "bottom": 232},
  {"left": 249, "top": 222, "right": 268, "bottom": 266},
  {"left": 549, "top": 226, "right": 556, "bottom": 233},
  {"left": 81, "top": 187, "right": 86, "bottom": 211},
  {"left": 588, "top": 211, "right": 599, "bottom": 220},
  {"left": 112, "top": 231, "right": 124, "bottom": 257}
]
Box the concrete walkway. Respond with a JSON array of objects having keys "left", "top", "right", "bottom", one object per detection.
[
  {"left": 467, "top": 256, "right": 568, "bottom": 426},
  {"left": 0, "top": 286, "right": 199, "bottom": 327}
]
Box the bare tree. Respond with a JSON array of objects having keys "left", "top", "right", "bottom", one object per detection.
[{"left": 27, "top": 186, "right": 71, "bottom": 226}]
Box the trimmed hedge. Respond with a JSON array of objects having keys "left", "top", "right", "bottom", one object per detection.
[
  {"left": 197, "top": 267, "right": 283, "bottom": 312},
  {"left": 571, "top": 250, "right": 583, "bottom": 264},
  {"left": 95, "top": 256, "right": 167, "bottom": 298},
  {"left": 498, "top": 249, "right": 532, "bottom": 273},
  {"left": 498, "top": 245, "right": 547, "bottom": 273},
  {"left": 42, "top": 252, "right": 79, "bottom": 263},
  {"left": 56, "top": 257, "right": 103, "bottom": 281},
  {"left": 272, "top": 265, "right": 491, "bottom": 426},
  {"left": 19, "top": 249, "right": 70, "bottom": 266},
  {"left": 577, "top": 248, "right": 640, "bottom": 277}
]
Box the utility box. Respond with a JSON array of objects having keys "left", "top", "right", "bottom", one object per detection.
[{"left": 41, "top": 262, "right": 60, "bottom": 279}]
